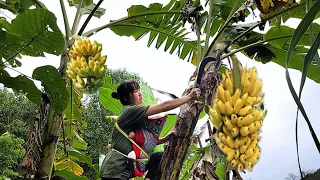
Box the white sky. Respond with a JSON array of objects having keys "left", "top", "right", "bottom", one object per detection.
[{"left": 3, "top": 0, "right": 320, "bottom": 179}]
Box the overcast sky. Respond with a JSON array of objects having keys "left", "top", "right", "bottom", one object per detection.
[{"left": 3, "top": 0, "right": 320, "bottom": 179}]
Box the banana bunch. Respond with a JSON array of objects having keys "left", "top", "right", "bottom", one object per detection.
[
  {"left": 208, "top": 64, "right": 266, "bottom": 172},
  {"left": 66, "top": 37, "right": 107, "bottom": 93}
]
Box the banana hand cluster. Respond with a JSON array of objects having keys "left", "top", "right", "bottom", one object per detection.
[
  {"left": 209, "top": 65, "right": 266, "bottom": 172},
  {"left": 66, "top": 37, "right": 107, "bottom": 93}
]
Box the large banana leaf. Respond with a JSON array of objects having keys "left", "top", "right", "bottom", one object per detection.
[
  {"left": 0, "top": 9, "right": 65, "bottom": 60},
  {"left": 231, "top": 22, "right": 320, "bottom": 83}
]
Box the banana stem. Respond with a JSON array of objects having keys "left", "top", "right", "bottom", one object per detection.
[
  {"left": 203, "top": 0, "right": 215, "bottom": 55},
  {"left": 196, "top": 20, "right": 202, "bottom": 67},
  {"left": 231, "top": 54, "right": 242, "bottom": 92},
  {"left": 71, "top": 0, "right": 84, "bottom": 35}
]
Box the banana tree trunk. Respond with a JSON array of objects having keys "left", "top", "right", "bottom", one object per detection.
[
  {"left": 20, "top": 97, "right": 63, "bottom": 179},
  {"left": 158, "top": 46, "right": 225, "bottom": 179}
]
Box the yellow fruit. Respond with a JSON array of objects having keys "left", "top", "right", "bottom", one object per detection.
[
  {"left": 240, "top": 126, "right": 250, "bottom": 136},
  {"left": 231, "top": 127, "right": 239, "bottom": 137},
  {"left": 238, "top": 162, "right": 244, "bottom": 172},
  {"left": 99, "top": 56, "right": 107, "bottom": 66},
  {"left": 230, "top": 114, "right": 238, "bottom": 124},
  {"left": 218, "top": 143, "right": 233, "bottom": 154},
  {"left": 66, "top": 70, "right": 77, "bottom": 79},
  {"left": 217, "top": 85, "right": 226, "bottom": 102},
  {"left": 250, "top": 131, "right": 259, "bottom": 141},
  {"left": 227, "top": 150, "right": 235, "bottom": 161},
  {"left": 237, "top": 117, "right": 244, "bottom": 127},
  {"left": 216, "top": 100, "right": 226, "bottom": 115},
  {"left": 68, "top": 50, "right": 77, "bottom": 59},
  {"left": 248, "top": 123, "right": 257, "bottom": 134},
  {"left": 245, "top": 148, "right": 255, "bottom": 159},
  {"left": 240, "top": 144, "right": 248, "bottom": 154},
  {"left": 222, "top": 126, "right": 233, "bottom": 137},
  {"left": 249, "top": 139, "right": 258, "bottom": 150},
  {"left": 243, "top": 114, "right": 254, "bottom": 126},
  {"left": 232, "top": 89, "right": 241, "bottom": 106},
  {"left": 240, "top": 154, "right": 247, "bottom": 164},
  {"left": 241, "top": 93, "right": 248, "bottom": 107},
  {"left": 81, "top": 45, "right": 87, "bottom": 55},
  {"left": 243, "top": 79, "right": 251, "bottom": 94},
  {"left": 255, "top": 120, "right": 263, "bottom": 130},
  {"left": 74, "top": 47, "right": 83, "bottom": 56},
  {"left": 241, "top": 65, "right": 247, "bottom": 86},
  {"left": 250, "top": 80, "right": 263, "bottom": 97},
  {"left": 226, "top": 135, "right": 235, "bottom": 148},
  {"left": 234, "top": 149, "right": 240, "bottom": 159},
  {"left": 244, "top": 161, "right": 253, "bottom": 171},
  {"left": 89, "top": 59, "right": 95, "bottom": 69},
  {"left": 87, "top": 43, "right": 93, "bottom": 55},
  {"left": 91, "top": 43, "right": 98, "bottom": 55},
  {"left": 75, "top": 82, "right": 85, "bottom": 89},
  {"left": 76, "top": 75, "right": 85, "bottom": 85},
  {"left": 239, "top": 136, "right": 248, "bottom": 146},
  {"left": 234, "top": 137, "right": 240, "bottom": 149},
  {"left": 238, "top": 106, "right": 252, "bottom": 117},
  {"left": 224, "top": 116, "right": 236, "bottom": 131},
  {"left": 225, "top": 101, "right": 233, "bottom": 115},
  {"left": 233, "top": 98, "right": 243, "bottom": 114},
  {"left": 256, "top": 111, "right": 264, "bottom": 121},
  {"left": 231, "top": 158, "right": 239, "bottom": 167},
  {"left": 97, "top": 45, "right": 102, "bottom": 52},
  {"left": 209, "top": 108, "right": 222, "bottom": 128},
  {"left": 251, "top": 107, "right": 260, "bottom": 121},
  {"left": 254, "top": 96, "right": 263, "bottom": 104},
  {"left": 225, "top": 78, "right": 234, "bottom": 95},
  {"left": 224, "top": 89, "right": 232, "bottom": 103},
  {"left": 247, "top": 154, "right": 259, "bottom": 165}
]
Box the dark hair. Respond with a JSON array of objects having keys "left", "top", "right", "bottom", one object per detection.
[{"left": 111, "top": 80, "right": 140, "bottom": 105}]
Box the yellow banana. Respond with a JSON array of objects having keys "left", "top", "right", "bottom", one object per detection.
[
  {"left": 254, "top": 146, "right": 261, "bottom": 157},
  {"left": 241, "top": 65, "right": 247, "bottom": 86},
  {"left": 234, "top": 149, "right": 240, "bottom": 159},
  {"left": 237, "top": 117, "right": 244, "bottom": 127},
  {"left": 226, "top": 135, "right": 235, "bottom": 148},
  {"left": 93, "top": 52, "right": 101, "bottom": 61},
  {"left": 233, "top": 98, "right": 243, "bottom": 115},
  {"left": 227, "top": 150, "right": 235, "bottom": 161},
  {"left": 250, "top": 131, "right": 259, "bottom": 141},
  {"left": 81, "top": 45, "right": 87, "bottom": 56},
  {"left": 231, "top": 126, "right": 239, "bottom": 138},
  {"left": 238, "top": 106, "right": 252, "bottom": 117},
  {"left": 87, "top": 43, "right": 93, "bottom": 56},
  {"left": 218, "top": 143, "right": 233, "bottom": 154},
  {"left": 255, "top": 120, "right": 263, "bottom": 130},
  {"left": 224, "top": 89, "right": 232, "bottom": 103},
  {"left": 97, "top": 66, "right": 106, "bottom": 77},
  {"left": 79, "top": 68, "right": 88, "bottom": 77},
  {"left": 251, "top": 107, "right": 260, "bottom": 122},
  {"left": 248, "top": 122, "right": 257, "bottom": 134},
  {"left": 75, "top": 82, "right": 85, "bottom": 89},
  {"left": 81, "top": 61, "right": 88, "bottom": 69},
  {"left": 224, "top": 116, "right": 236, "bottom": 131},
  {"left": 82, "top": 38, "right": 88, "bottom": 48},
  {"left": 99, "top": 55, "right": 107, "bottom": 66},
  {"left": 240, "top": 154, "right": 247, "bottom": 164},
  {"left": 216, "top": 100, "right": 226, "bottom": 115},
  {"left": 247, "top": 154, "right": 259, "bottom": 165},
  {"left": 254, "top": 96, "right": 263, "bottom": 105},
  {"left": 245, "top": 147, "right": 255, "bottom": 159},
  {"left": 232, "top": 89, "right": 241, "bottom": 106},
  {"left": 93, "top": 62, "right": 101, "bottom": 77},
  {"left": 221, "top": 73, "right": 226, "bottom": 86},
  {"left": 75, "top": 40, "right": 82, "bottom": 49},
  {"left": 234, "top": 137, "right": 240, "bottom": 149},
  {"left": 256, "top": 111, "right": 264, "bottom": 121},
  {"left": 68, "top": 50, "right": 77, "bottom": 59},
  {"left": 217, "top": 85, "right": 226, "bottom": 102},
  {"left": 244, "top": 161, "right": 253, "bottom": 171},
  {"left": 243, "top": 79, "right": 251, "bottom": 94},
  {"left": 231, "top": 158, "right": 239, "bottom": 168},
  {"left": 74, "top": 46, "right": 83, "bottom": 56},
  {"left": 225, "top": 101, "right": 233, "bottom": 115},
  {"left": 240, "top": 126, "right": 250, "bottom": 136},
  {"left": 225, "top": 78, "right": 234, "bottom": 95},
  {"left": 209, "top": 108, "right": 222, "bottom": 128},
  {"left": 89, "top": 59, "right": 95, "bottom": 69},
  {"left": 249, "top": 67, "right": 257, "bottom": 92},
  {"left": 76, "top": 75, "right": 85, "bottom": 85},
  {"left": 241, "top": 93, "right": 248, "bottom": 107},
  {"left": 238, "top": 162, "right": 244, "bottom": 172},
  {"left": 240, "top": 144, "right": 248, "bottom": 154},
  {"left": 243, "top": 114, "right": 254, "bottom": 126},
  {"left": 250, "top": 80, "right": 263, "bottom": 97},
  {"left": 91, "top": 43, "right": 98, "bottom": 55},
  {"left": 222, "top": 126, "right": 233, "bottom": 137},
  {"left": 230, "top": 114, "right": 238, "bottom": 124},
  {"left": 239, "top": 136, "right": 248, "bottom": 146},
  {"left": 66, "top": 70, "right": 77, "bottom": 79},
  {"left": 249, "top": 139, "right": 258, "bottom": 150},
  {"left": 97, "top": 45, "right": 102, "bottom": 52}
]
